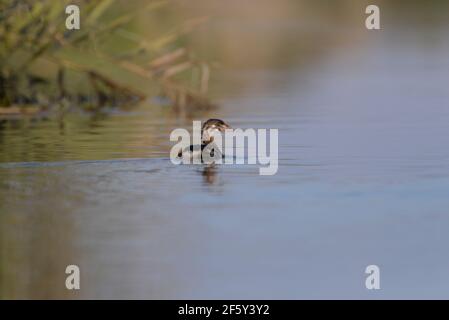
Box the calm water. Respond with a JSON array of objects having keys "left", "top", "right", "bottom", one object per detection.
[{"left": 1, "top": 15, "right": 449, "bottom": 298}]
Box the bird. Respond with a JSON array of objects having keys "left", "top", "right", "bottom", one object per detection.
[{"left": 178, "top": 118, "right": 232, "bottom": 160}]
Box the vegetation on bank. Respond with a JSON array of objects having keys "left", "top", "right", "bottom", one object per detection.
[{"left": 0, "top": 0, "right": 214, "bottom": 117}]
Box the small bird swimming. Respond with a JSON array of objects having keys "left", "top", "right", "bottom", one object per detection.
[{"left": 178, "top": 118, "right": 232, "bottom": 160}]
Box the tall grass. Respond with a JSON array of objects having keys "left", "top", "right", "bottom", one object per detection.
[{"left": 0, "top": 0, "right": 213, "bottom": 116}]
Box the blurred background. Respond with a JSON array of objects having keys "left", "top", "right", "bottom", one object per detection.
[{"left": 1, "top": 0, "right": 449, "bottom": 299}]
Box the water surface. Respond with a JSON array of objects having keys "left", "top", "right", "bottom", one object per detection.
[{"left": 1, "top": 7, "right": 449, "bottom": 299}]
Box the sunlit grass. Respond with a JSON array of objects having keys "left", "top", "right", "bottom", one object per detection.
[{"left": 0, "top": 0, "right": 213, "bottom": 117}]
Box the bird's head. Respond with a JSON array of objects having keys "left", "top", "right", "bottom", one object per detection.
[{"left": 201, "top": 119, "right": 232, "bottom": 144}]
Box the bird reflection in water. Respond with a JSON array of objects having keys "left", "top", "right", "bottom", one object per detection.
[{"left": 201, "top": 164, "right": 219, "bottom": 185}]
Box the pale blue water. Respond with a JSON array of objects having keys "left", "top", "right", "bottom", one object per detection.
[{"left": 1, "top": 15, "right": 449, "bottom": 299}]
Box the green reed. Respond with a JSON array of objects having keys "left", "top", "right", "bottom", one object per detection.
[{"left": 0, "top": 0, "right": 213, "bottom": 116}]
